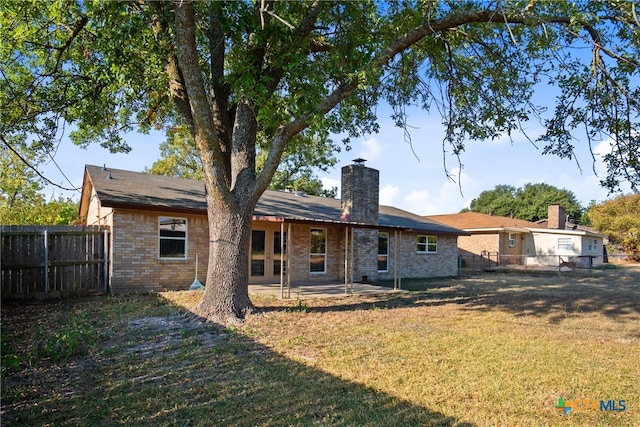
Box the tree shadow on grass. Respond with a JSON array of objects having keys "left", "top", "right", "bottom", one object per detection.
[
  {"left": 257, "top": 266, "right": 640, "bottom": 323},
  {"left": 1, "top": 296, "right": 474, "bottom": 427}
]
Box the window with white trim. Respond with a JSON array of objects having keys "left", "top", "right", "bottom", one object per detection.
[
  {"left": 508, "top": 233, "right": 516, "bottom": 247},
  {"left": 417, "top": 235, "right": 437, "bottom": 253},
  {"left": 378, "top": 232, "right": 389, "bottom": 272},
  {"left": 588, "top": 239, "right": 598, "bottom": 252},
  {"left": 557, "top": 238, "right": 573, "bottom": 251},
  {"left": 310, "top": 228, "right": 326, "bottom": 273},
  {"left": 159, "top": 217, "right": 187, "bottom": 259}
]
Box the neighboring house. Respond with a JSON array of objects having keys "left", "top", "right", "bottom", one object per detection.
[
  {"left": 79, "top": 161, "right": 468, "bottom": 294},
  {"left": 427, "top": 206, "right": 606, "bottom": 268}
]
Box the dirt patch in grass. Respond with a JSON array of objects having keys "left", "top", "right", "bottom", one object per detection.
[{"left": 123, "top": 315, "right": 227, "bottom": 356}]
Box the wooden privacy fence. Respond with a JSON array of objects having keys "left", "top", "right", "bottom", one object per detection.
[{"left": 1, "top": 225, "right": 110, "bottom": 298}]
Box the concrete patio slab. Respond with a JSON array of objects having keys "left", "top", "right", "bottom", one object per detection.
[{"left": 249, "top": 282, "right": 405, "bottom": 299}]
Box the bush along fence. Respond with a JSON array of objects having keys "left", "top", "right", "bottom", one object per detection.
[{"left": 1, "top": 225, "right": 110, "bottom": 299}]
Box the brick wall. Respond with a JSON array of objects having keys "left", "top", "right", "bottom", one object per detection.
[
  {"left": 377, "top": 233, "right": 459, "bottom": 279},
  {"left": 340, "top": 164, "right": 379, "bottom": 224},
  {"left": 456, "top": 232, "right": 524, "bottom": 265},
  {"left": 500, "top": 232, "right": 524, "bottom": 264},
  {"left": 107, "top": 211, "right": 461, "bottom": 293},
  {"left": 548, "top": 205, "right": 566, "bottom": 230},
  {"left": 340, "top": 164, "right": 380, "bottom": 281},
  {"left": 271, "top": 225, "right": 460, "bottom": 284},
  {"left": 351, "top": 228, "right": 379, "bottom": 281},
  {"left": 109, "top": 209, "right": 209, "bottom": 294},
  {"left": 457, "top": 233, "right": 500, "bottom": 255},
  {"left": 286, "top": 224, "right": 346, "bottom": 283}
]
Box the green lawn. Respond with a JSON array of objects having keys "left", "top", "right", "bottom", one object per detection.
[{"left": 2, "top": 265, "right": 639, "bottom": 426}]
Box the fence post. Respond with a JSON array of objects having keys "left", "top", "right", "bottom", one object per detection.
[
  {"left": 43, "top": 229, "right": 48, "bottom": 293},
  {"left": 103, "top": 228, "right": 109, "bottom": 293}
]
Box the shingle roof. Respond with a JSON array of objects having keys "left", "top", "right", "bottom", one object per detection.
[
  {"left": 84, "top": 164, "right": 467, "bottom": 236},
  {"left": 426, "top": 211, "right": 545, "bottom": 231},
  {"left": 84, "top": 165, "right": 206, "bottom": 212},
  {"left": 426, "top": 211, "right": 605, "bottom": 238}
]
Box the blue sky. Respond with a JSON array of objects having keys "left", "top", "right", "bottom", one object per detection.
[
  {"left": 40, "top": 102, "right": 629, "bottom": 216},
  {"left": 319, "top": 106, "right": 631, "bottom": 215}
]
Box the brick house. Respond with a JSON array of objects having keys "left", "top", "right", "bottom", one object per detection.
[
  {"left": 78, "top": 161, "right": 468, "bottom": 294},
  {"left": 427, "top": 207, "right": 605, "bottom": 268}
]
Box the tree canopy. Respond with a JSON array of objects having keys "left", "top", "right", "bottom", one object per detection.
[
  {"left": 2, "top": 1, "right": 638, "bottom": 321},
  {"left": 467, "top": 183, "right": 583, "bottom": 222},
  {"left": 587, "top": 194, "right": 640, "bottom": 259},
  {"left": 3, "top": 1, "right": 639, "bottom": 191},
  {"left": 0, "top": 140, "right": 78, "bottom": 225},
  {"left": 147, "top": 125, "right": 337, "bottom": 197}
]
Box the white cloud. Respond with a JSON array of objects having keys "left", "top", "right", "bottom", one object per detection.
[
  {"left": 402, "top": 190, "right": 431, "bottom": 215},
  {"left": 379, "top": 184, "right": 399, "bottom": 205},
  {"left": 591, "top": 139, "right": 613, "bottom": 176},
  {"left": 417, "top": 167, "right": 479, "bottom": 215},
  {"left": 358, "top": 136, "right": 383, "bottom": 161},
  {"left": 321, "top": 177, "right": 341, "bottom": 198}
]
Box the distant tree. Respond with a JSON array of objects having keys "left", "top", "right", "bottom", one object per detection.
[
  {"left": 467, "top": 185, "right": 517, "bottom": 217},
  {"left": 587, "top": 194, "right": 640, "bottom": 259},
  {"left": 516, "top": 183, "right": 582, "bottom": 222},
  {"left": 148, "top": 125, "right": 337, "bottom": 197},
  {"left": 578, "top": 200, "right": 597, "bottom": 227},
  {"left": 468, "top": 183, "right": 582, "bottom": 222},
  {"left": 147, "top": 126, "right": 203, "bottom": 180},
  {"left": 1, "top": 142, "right": 78, "bottom": 225}
]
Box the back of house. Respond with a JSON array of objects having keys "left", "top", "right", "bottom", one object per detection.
[{"left": 79, "top": 161, "right": 469, "bottom": 293}]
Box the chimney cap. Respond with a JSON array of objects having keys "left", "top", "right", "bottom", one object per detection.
[{"left": 352, "top": 158, "right": 367, "bottom": 166}]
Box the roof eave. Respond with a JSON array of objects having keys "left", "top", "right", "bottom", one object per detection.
[
  {"left": 465, "top": 227, "right": 531, "bottom": 233},
  {"left": 527, "top": 227, "right": 605, "bottom": 237},
  {"left": 99, "top": 200, "right": 207, "bottom": 216}
]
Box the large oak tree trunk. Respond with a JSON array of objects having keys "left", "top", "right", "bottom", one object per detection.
[{"left": 192, "top": 194, "right": 256, "bottom": 323}]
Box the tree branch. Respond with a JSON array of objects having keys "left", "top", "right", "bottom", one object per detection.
[
  {"left": 0, "top": 135, "right": 79, "bottom": 192},
  {"left": 263, "top": 1, "right": 324, "bottom": 96},
  {"left": 174, "top": 1, "right": 232, "bottom": 200},
  {"left": 52, "top": 15, "right": 89, "bottom": 74},
  {"left": 257, "top": 6, "right": 618, "bottom": 196},
  {"left": 207, "top": 2, "right": 233, "bottom": 148}
]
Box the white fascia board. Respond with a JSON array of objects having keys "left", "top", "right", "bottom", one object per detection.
[{"left": 466, "top": 227, "right": 531, "bottom": 233}]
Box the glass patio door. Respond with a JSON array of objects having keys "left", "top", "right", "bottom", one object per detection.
[
  {"left": 250, "top": 230, "right": 267, "bottom": 278},
  {"left": 250, "top": 228, "right": 286, "bottom": 282}
]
